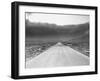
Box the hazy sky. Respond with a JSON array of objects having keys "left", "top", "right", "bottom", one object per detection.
[{"left": 26, "top": 13, "right": 89, "bottom": 25}]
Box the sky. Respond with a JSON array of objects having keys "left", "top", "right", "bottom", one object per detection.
[{"left": 26, "top": 12, "right": 89, "bottom": 25}]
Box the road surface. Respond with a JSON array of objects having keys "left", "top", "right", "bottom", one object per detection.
[{"left": 26, "top": 42, "right": 89, "bottom": 68}]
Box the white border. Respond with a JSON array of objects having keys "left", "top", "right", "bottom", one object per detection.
[{"left": 19, "top": 5, "right": 95, "bottom": 76}]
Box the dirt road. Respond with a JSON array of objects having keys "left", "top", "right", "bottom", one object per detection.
[{"left": 26, "top": 42, "right": 89, "bottom": 68}]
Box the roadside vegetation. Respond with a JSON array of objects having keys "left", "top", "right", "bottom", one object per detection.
[{"left": 25, "top": 41, "right": 56, "bottom": 61}]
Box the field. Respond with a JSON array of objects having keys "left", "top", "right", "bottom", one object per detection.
[
  {"left": 25, "top": 41, "right": 56, "bottom": 61},
  {"left": 62, "top": 41, "right": 89, "bottom": 57}
]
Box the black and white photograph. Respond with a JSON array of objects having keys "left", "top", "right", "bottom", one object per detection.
[
  {"left": 25, "top": 12, "right": 90, "bottom": 68},
  {"left": 11, "top": 1, "right": 97, "bottom": 79}
]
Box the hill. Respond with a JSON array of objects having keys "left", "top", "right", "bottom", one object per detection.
[{"left": 25, "top": 20, "right": 89, "bottom": 42}]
